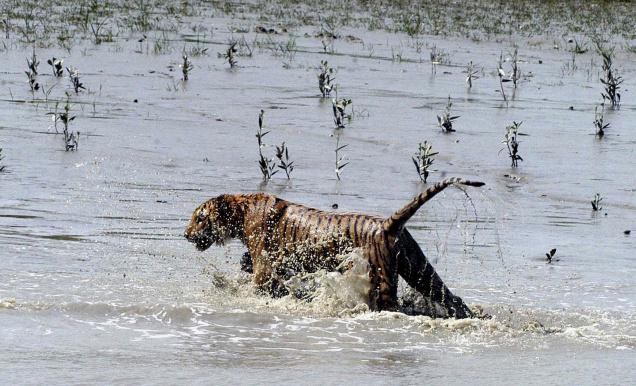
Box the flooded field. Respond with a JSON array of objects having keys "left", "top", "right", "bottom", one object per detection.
[{"left": 1, "top": 1, "right": 635, "bottom": 384}]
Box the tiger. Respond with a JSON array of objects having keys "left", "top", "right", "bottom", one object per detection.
[{"left": 184, "top": 177, "right": 484, "bottom": 318}]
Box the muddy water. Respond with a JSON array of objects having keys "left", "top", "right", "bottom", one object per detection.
[{"left": 1, "top": 7, "right": 635, "bottom": 386}]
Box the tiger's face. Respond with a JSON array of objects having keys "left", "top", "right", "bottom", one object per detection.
[{"left": 184, "top": 197, "right": 231, "bottom": 251}]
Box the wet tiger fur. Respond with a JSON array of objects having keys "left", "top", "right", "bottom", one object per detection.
[{"left": 184, "top": 177, "right": 484, "bottom": 318}]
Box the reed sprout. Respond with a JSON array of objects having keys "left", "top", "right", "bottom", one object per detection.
[
  {"left": 66, "top": 67, "right": 85, "bottom": 94},
  {"left": 47, "top": 57, "right": 64, "bottom": 77},
  {"left": 597, "top": 43, "right": 622, "bottom": 108},
  {"left": 497, "top": 53, "right": 509, "bottom": 101},
  {"left": 274, "top": 142, "right": 294, "bottom": 179},
  {"left": 332, "top": 97, "right": 352, "bottom": 129},
  {"left": 509, "top": 47, "right": 520, "bottom": 88},
  {"left": 593, "top": 105, "right": 609, "bottom": 138},
  {"left": 591, "top": 193, "right": 603, "bottom": 211},
  {"left": 334, "top": 134, "right": 349, "bottom": 180},
  {"left": 318, "top": 60, "right": 335, "bottom": 98},
  {"left": 224, "top": 42, "right": 238, "bottom": 68},
  {"left": 437, "top": 96, "right": 459, "bottom": 133},
  {"left": 52, "top": 95, "right": 80, "bottom": 151},
  {"left": 180, "top": 55, "right": 193, "bottom": 81},
  {"left": 256, "top": 110, "right": 277, "bottom": 180},
  {"left": 412, "top": 141, "right": 437, "bottom": 183},
  {"left": 0, "top": 148, "right": 5, "bottom": 172},
  {"left": 27, "top": 47, "right": 39, "bottom": 75},
  {"left": 466, "top": 61, "right": 479, "bottom": 89},
  {"left": 502, "top": 121, "right": 523, "bottom": 167}
]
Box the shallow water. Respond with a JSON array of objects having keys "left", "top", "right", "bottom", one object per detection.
[{"left": 1, "top": 1, "right": 635, "bottom": 384}]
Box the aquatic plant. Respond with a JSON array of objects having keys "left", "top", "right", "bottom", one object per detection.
[
  {"left": 47, "top": 57, "right": 64, "bottom": 77},
  {"left": 334, "top": 134, "right": 349, "bottom": 181},
  {"left": 224, "top": 42, "right": 238, "bottom": 68},
  {"left": 256, "top": 110, "right": 277, "bottom": 180},
  {"left": 497, "top": 53, "right": 509, "bottom": 101},
  {"left": 25, "top": 68, "right": 39, "bottom": 92},
  {"left": 66, "top": 67, "right": 85, "bottom": 94},
  {"left": 27, "top": 48, "right": 39, "bottom": 75},
  {"left": 52, "top": 95, "right": 80, "bottom": 151},
  {"left": 437, "top": 96, "right": 459, "bottom": 133},
  {"left": 466, "top": 61, "right": 479, "bottom": 89},
  {"left": 274, "top": 142, "right": 294, "bottom": 179},
  {"left": 318, "top": 60, "right": 335, "bottom": 98},
  {"left": 430, "top": 45, "right": 448, "bottom": 73},
  {"left": 593, "top": 105, "right": 610, "bottom": 138},
  {"left": 570, "top": 38, "right": 588, "bottom": 54},
  {"left": 332, "top": 97, "right": 352, "bottom": 129},
  {"left": 545, "top": 248, "right": 557, "bottom": 264},
  {"left": 597, "top": 43, "right": 622, "bottom": 109},
  {"left": 180, "top": 55, "right": 193, "bottom": 81},
  {"left": 591, "top": 193, "right": 603, "bottom": 211},
  {"left": 412, "top": 141, "right": 438, "bottom": 183},
  {"left": 502, "top": 121, "right": 523, "bottom": 167},
  {"left": 400, "top": 12, "right": 423, "bottom": 37},
  {"left": 509, "top": 47, "right": 520, "bottom": 88}
]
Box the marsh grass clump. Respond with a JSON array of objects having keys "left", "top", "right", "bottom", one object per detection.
[
  {"left": 597, "top": 43, "right": 623, "bottom": 108},
  {"left": 47, "top": 57, "right": 64, "bottom": 77},
  {"left": 412, "top": 141, "right": 437, "bottom": 183},
  {"left": 180, "top": 55, "right": 193, "bottom": 81},
  {"left": 66, "top": 67, "right": 85, "bottom": 94},
  {"left": 502, "top": 121, "right": 523, "bottom": 167},
  {"left": 437, "top": 96, "right": 459, "bottom": 133},
  {"left": 334, "top": 134, "right": 349, "bottom": 180},
  {"left": 466, "top": 61, "right": 479, "bottom": 89},
  {"left": 591, "top": 193, "right": 603, "bottom": 211},
  {"left": 224, "top": 42, "right": 238, "bottom": 68},
  {"left": 274, "top": 142, "right": 294, "bottom": 179},
  {"left": 593, "top": 105, "right": 610, "bottom": 138},
  {"left": 332, "top": 97, "right": 352, "bottom": 129},
  {"left": 256, "top": 110, "right": 277, "bottom": 180},
  {"left": 318, "top": 60, "right": 335, "bottom": 98}
]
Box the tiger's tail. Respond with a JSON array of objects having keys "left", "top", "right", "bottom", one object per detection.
[{"left": 382, "top": 177, "right": 484, "bottom": 234}]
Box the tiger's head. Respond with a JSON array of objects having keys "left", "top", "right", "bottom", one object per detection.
[{"left": 184, "top": 195, "right": 235, "bottom": 251}]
